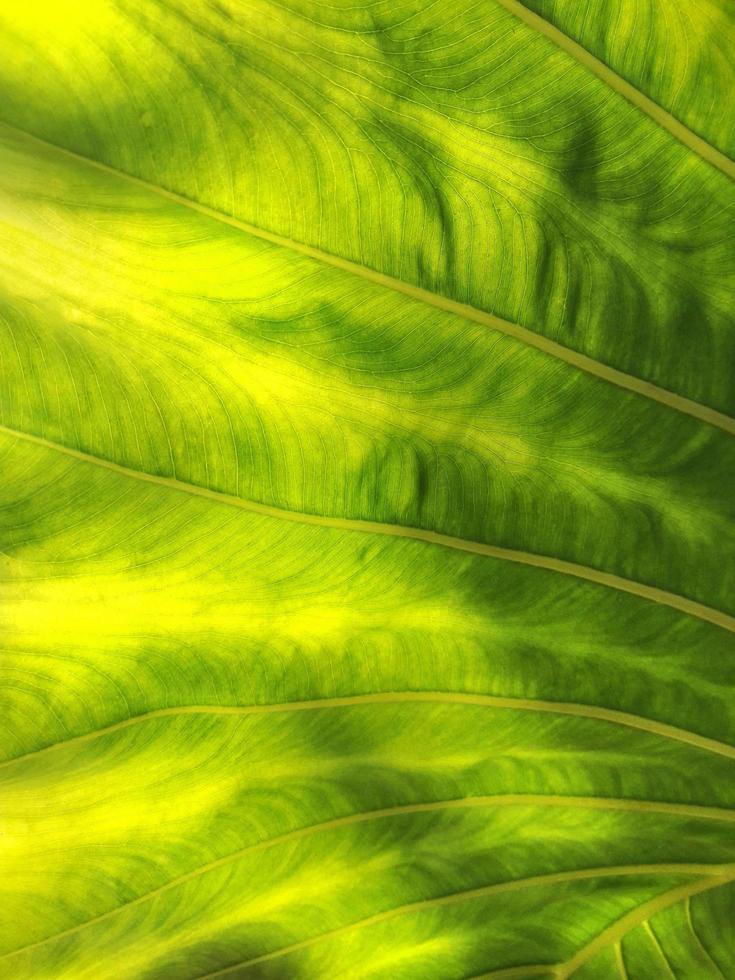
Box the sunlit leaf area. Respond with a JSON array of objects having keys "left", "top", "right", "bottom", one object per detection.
[{"left": 0, "top": 1, "right": 734, "bottom": 977}]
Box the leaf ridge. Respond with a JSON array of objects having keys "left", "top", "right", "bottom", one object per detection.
[
  {"left": 3, "top": 422, "right": 733, "bottom": 631},
  {"left": 472, "top": 874, "right": 735, "bottom": 978},
  {"left": 3, "top": 693, "right": 735, "bottom": 769},
  {"left": 1, "top": 121, "right": 733, "bottom": 434},
  {"left": 555, "top": 872, "right": 735, "bottom": 978},
  {"left": 3, "top": 799, "right": 732, "bottom": 962},
  {"left": 192, "top": 865, "right": 735, "bottom": 980}
]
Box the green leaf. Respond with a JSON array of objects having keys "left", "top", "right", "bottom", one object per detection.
[
  {"left": 513, "top": 0, "right": 735, "bottom": 159},
  {"left": 0, "top": 1, "right": 733, "bottom": 978}
]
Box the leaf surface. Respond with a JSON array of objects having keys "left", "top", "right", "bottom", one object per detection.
[
  {"left": 0, "top": 2, "right": 734, "bottom": 978},
  {"left": 0, "top": 0, "right": 734, "bottom": 407}
]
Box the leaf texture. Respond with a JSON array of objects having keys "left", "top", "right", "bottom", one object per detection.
[
  {"left": 0, "top": 0, "right": 734, "bottom": 407},
  {"left": 516, "top": 0, "right": 735, "bottom": 158},
  {"left": 0, "top": 1, "right": 734, "bottom": 978}
]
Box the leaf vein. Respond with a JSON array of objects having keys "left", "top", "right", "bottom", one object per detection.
[
  {"left": 3, "top": 692, "right": 735, "bottom": 770},
  {"left": 2, "top": 422, "right": 733, "bottom": 632},
  {"left": 1, "top": 121, "right": 732, "bottom": 434},
  {"left": 493, "top": 0, "right": 735, "bottom": 181}
]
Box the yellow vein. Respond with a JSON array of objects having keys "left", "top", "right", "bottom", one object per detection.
[
  {"left": 194, "top": 864, "right": 735, "bottom": 979},
  {"left": 614, "top": 943, "right": 629, "bottom": 980},
  {"left": 3, "top": 693, "right": 735, "bottom": 769},
  {"left": 643, "top": 922, "right": 677, "bottom": 979},
  {"left": 493, "top": 0, "right": 735, "bottom": 182},
  {"left": 4, "top": 800, "right": 732, "bottom": 961},
  {"left": 556, "top": 870, "right": 735, "bottom": 977},
  {"left": 471, "top": 967, "right": 554, "bottom": 979},
  {"left": 2, "top": 423, "right": 733, "bottom": 633},
  {"left": 476, "top": 874, "right": 735, "bottom": 979},
  {"left": 684, "top": 896, "right": 727, "bottom": 979},
  {"left": 471, "top": 877, "right": 735, "bottom": 979},
  {"left": 1, "top": 122, "right": 733, "bottom": 436}
]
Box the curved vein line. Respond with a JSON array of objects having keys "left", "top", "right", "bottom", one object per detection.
[
  {"left": 493, "top": 0, "right": 735, "bottom": 181},
  {"left": 3, "top": 692, "right": 735, "bottom": 769},
  {"left": 2, "top": 424, "right": 733, "bottom": 633},
  {"left": 685, "top": 896, "right": 727, "bottom": 980},
  {"left": 4, "top": 801, "right": 732, "bottom": 961},
  {"left": 471, "top": 876, "right": 735, "bottom": 980},
  {"left": 470, "top": 967, "right": 554, "bottom": 979},
  {"left": 0, "top": 122, "right": 732, "bottom": 435},
  {"left": 193, "top": 864, "right": 735, "bottom": 980},
  {"left": 614, "top": 942, "right": 629, "bottom": 980},
  {"left": 643, "top": 921, "right": 677, "bottom": 979},
  {"left": 557, "top": 871, "right": 735, "bottom": 978}
]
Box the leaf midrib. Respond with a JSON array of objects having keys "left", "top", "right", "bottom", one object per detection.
[
  {"left": 1, "top": 121, "right": 733, "bottom": 435},
  {"left": 3, "top": 422, "right": 734, "bottom": 631}
]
